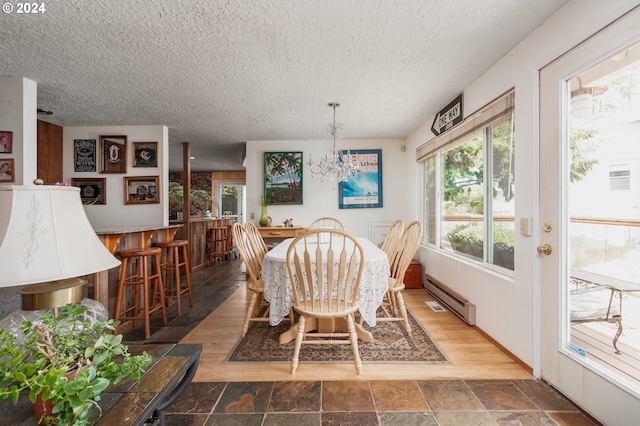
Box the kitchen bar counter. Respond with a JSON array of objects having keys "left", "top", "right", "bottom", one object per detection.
[
  {"left": 171, "top": 217, "right": 234, "bottom": 271},
  {"left": 93, "top": 224, "right": 182, "bottom": 320}
]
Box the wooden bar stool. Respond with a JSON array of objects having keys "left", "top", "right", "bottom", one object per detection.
[
  {"left": 208, "top": 226, "right": 230, "bottom": 264},
  {"left": 156, "top": 240, "right": 193, "bottom": 315},
  {"left": 115, "top": 247, "right": 168, "bottom": 339}
]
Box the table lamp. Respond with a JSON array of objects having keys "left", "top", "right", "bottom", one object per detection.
[{"left": 0, "top": 184, "right": 121, "bottom": 312}]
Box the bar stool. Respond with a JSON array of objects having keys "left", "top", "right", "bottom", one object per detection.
[
  {"left": 115, "top": 247, "right": 168, "bottom": 339},
  {"left": 156, "top": 240, "right": 193, "bottom": 315},
  {"left": 208, "top": 226, "right": 230, "bottom": 264}
]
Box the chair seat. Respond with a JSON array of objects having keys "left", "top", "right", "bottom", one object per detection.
[{"left": 295, "top": 300, "right": 359, "bottom": 318}]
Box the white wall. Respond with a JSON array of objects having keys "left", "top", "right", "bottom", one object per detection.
[
  {"left": 63, "top": 125, "right": 169, "bottom": 227},
  {"left": 404, "top": 0, "right": 640, "bottom": 374},
  {"left": 0, "top": 77, "right": 37, "bottom": 185},
  {"left": 245, "top": 138, "right": 407, "bottom": 238}
]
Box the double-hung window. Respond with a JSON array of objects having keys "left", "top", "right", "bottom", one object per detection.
[{"left": 418, "top": 91, "right": 515, "bottom": 271}]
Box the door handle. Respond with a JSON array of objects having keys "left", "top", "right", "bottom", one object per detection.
[{"left": 537, "top": 244, "right": 552, "bottom": 256}]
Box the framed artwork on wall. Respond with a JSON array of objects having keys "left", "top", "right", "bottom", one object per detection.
[
  {"left": 133, "top": 142, "right": 158, "bottom": 167},
  {"left": 99, "top": 135, "right": 127, "bottom": 173},
  {"left": 264, "top": 151, "right": 303, "bottom": 205},
  {"left": 0, "top": 158, "right": 15, "bottom": 182},
  {"left": 124, "top": 175, "right": 159, "bottom": 204},
  {"left": 72, "top": 178, "right": 106, "bottom": 205},
  {"left": 0, "top": 131, "right": 12, "bottom": 153},
  {"left": 73, "top": 139, "right": 97, "bottom": 172},
  {"left": 338, "top": 149, "right": 383, "bottom": 209}
]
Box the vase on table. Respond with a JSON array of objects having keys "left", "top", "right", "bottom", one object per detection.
[{"left": 259, "top": 196, "right": 269, "bottom": 226}]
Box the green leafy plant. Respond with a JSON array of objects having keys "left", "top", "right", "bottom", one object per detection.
[
  {"left": 0, "top": 303, "right": 151, "bottom": 425},
  {"left": 168, "top": 181, "right": 214, "bottom": 217}
]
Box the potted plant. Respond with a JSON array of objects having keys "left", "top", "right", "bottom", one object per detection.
[
  {"left": 0, "top": 303, "right": 151, "bottom": 425},
  {"left": 167, "top": 182, "right": 214, "bottom": 217}
]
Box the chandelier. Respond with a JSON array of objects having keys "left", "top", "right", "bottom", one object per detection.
[{"left": 307, "top": 102, "right": 360, "bottom": 187}]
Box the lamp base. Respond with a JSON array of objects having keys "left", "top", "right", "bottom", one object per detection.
[{"left": 17, "top": 277, "right": 86, "bottom": 311}]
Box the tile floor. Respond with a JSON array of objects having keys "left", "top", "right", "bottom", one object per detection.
[
  {"left": 163, "top": 379, "right": 599, "bottom": 426},
  {"left": 123, "top": 260, "right": 601, "bottom": 426}
]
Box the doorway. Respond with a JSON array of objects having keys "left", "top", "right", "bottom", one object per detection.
[
  {"left": 217, "top": 184, "right": 246, "bottom": 224},
  {"left": 539, "top": 7, "right": 640, "bottom": 424}
]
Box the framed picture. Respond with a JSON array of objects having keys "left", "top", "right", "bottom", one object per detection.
[
  {"left": 133, "top": 142, "right": 158, "bottom": 167},
  {"left": 0, "top": 158, "right": 15, "bottom": 182},
  {"left": 99, "top": 135, "right": 127, "bottom": 173},
  {"left": 339, "top": 149, "right": 383, "bottom": 209},
  {"left": 124, "top": 176, "right": 159, "bottom": 204},
  {"left": 264, "top": 151, "right": 303, "bottom": 205},
  {"left": 0, "top": 131, "right": 12, "bottom": 154},
  {"left": 74, "top": 139, "right": 97, "bottom": 172},
  {"left": 72, "top": 178, "right": 106, "bottom": 205}
]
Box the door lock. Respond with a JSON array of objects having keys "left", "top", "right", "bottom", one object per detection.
[{"left": 537, "top": 244, "right": 552, "bottom": 256}]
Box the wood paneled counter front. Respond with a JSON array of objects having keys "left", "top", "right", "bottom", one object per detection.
[
  {"left": 171, "top": 217, "right": 234, "bottom": 271},
  {"left": 93, "top": 225, "right": 181, "bottom": 319}
]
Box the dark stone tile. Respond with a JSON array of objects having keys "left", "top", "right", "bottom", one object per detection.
[
  {"left": 466, "top": 380, "right": 538, "bottom": 411},
  {"left": 165, "top": 382, "right": 226, "bottom": 414},
  {"left": 417, "top": 380, "right": 484, "bottom": 411},
  {"left": 512, "top": 380, "right": 578, "bottom": 411},
  {"left": 321, "top": 411, "right": 379, "bottom": 425},
  {"left": 491, "top": 410, "right": 556, "bottom": 425},
  {"left": 214, "top": 382, "right": 273, "bottom": 413},
  {"left": 370, "top": 380, "right": 429, "bottom": 412},
  {"left": 322, "top": 381, "right": 375, "bottom": 412},
  {"left": 205, "top": 413, "right": 265, "bottom": 425},
  {"left": 378, "top": 411, "right": 438, "bottom": 425},
  {"left": 163, "top": 413, "right": 209, "bottom": 425},
  {"left": 546, "top": 411, "right": 602, "bottom": 426},
  {"left": 268, "top": 381, "right": 321, "bottom": 412},
  {"left": 263, "top": 412, "right": 322, "bottom": 426}
]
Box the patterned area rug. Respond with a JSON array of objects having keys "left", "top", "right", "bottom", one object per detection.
[{"left": 226, "top": 308, "right": 448, "bottom": 363}]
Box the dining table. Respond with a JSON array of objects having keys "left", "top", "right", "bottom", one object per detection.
[{"left": 261, "top": 236, "right": 390, "bottom": 344}]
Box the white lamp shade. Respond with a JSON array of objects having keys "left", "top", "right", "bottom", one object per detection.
[{"left": 0, "top": 185, "right": 121, "bottom": 287}]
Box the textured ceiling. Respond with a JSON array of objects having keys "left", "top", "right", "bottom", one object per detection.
[{"left": 0, "top": 0, "right": 568, "bottom": 172}]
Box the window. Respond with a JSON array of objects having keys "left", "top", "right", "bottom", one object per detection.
[
  {"left": 609, "top": 167, "right": 630, "bottom": 190},
  {"left": 419, "top": 91, "right": 515, "bottom": 271}
]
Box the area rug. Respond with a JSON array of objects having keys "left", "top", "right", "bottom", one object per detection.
[{"left": 225, "top": 308, "right": 449, "bottom": 364}]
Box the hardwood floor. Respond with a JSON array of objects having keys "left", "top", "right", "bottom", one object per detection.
[{"left": 181, "top": 283, "right": 534, "bottom": 382}]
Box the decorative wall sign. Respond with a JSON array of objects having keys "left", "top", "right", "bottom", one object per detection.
[
  {"left": 73, "top": 139, "right": 97, "bottom": 172},
  {"left": 124, "top": 175, "right": 159, "bottom": 204},
  {"left": 338, "top": 149, "right": 383, "bottom": 209},
  {"left": 72, "top": 178, "right": 106, "bottom": 205},
  {"left": 264, "top": 151, "right": 303, "bottom": 205},
  {"left": 0, "top": 158, "right": 14, "bottom": 182},
  {"left": 99, "top": 135, "right": 127, "bottom": 173},
  {"left": 0, "top": 131, "right": 12, "bottom": 154},
  {"left": 431, "top": 93, "right": 463, "bottom": 136},
  {"left": 133, "top": 142, "right": 158, "bottom": 167}
]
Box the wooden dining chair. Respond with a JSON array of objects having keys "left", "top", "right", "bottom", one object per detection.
[
  {"left": 380, "top": 219, "right": 404, "bottom": 260},
  {"left": 286, "top": 229, "right": 365, "bottom": 374},
  {"left": 375, "top": 221, "right": 423, "bottom": 336},
  {"left": 233, "top": 223, "right": 293, "bottom": 336},
  {"left": 309, "top": 217, "right": 345, "bottom": 231},
  {"left": 245, "top": 221, "right": 268, "bottom": 261}
]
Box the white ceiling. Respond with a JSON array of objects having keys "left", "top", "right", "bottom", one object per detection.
[{"left": 0, "top": 0, "right": 568, "bottom": 172}]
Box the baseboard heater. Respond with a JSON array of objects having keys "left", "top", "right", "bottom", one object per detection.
[{"left": 425, "top": 274, "right": 476, "bottom": 325}]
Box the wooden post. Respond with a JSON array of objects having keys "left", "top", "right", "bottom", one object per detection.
[{"left": 183, "top": 142, "right": 193, "bottom": 271}]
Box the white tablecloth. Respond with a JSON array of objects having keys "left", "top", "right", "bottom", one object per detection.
[{"left": 262, "top": 237, "right": 390, "bottom": 327}]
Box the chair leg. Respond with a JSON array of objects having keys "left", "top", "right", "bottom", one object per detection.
[
  {"left": 291, "top": 315, "right": 306, "bottom": 374},
  {"left": 346, "top": 314, "right": 362, "bottom": 375},
  {"left": 181, "top": 245, "right": 193, "bottom": 308},
  {"left": 242, "top": 292, "right": 259, "bottom": 337},
  {"left": 395, "top": 291, "right": 412, "bottom": 337}
]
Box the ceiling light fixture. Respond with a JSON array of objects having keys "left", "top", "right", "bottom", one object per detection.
[
  {"left": 37, "top": 108, "right": 53, "bottom": 115},
  {"left": 307, "top": 102, "right": 359, "bottom": 188}
]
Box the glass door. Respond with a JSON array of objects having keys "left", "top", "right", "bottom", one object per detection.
[
  {"left": 217, "top": 184, "right": 245, "bottom": 224},
  {"left": 539, "top": 7, "right": 640, "bottom": 424}
]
